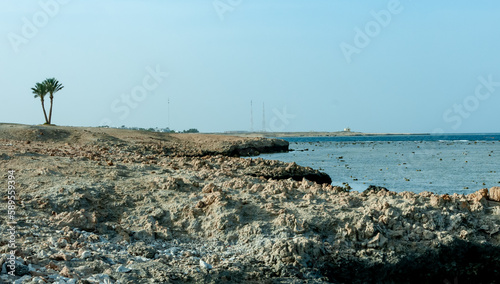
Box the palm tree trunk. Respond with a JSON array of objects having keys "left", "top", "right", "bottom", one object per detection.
[
  {"left": 41, "top": 99, "right": 49, "bottom": 124},
  {"left": 48, "top": 95, "right": 53, "bottom": 124}
]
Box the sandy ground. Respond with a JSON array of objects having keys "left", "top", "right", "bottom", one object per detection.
[
  {"left": 0, "top": 124, "right": 290, "bottom": 156},
  {"left": 1, "top": 124, "right": 500, "bottom": 283}
]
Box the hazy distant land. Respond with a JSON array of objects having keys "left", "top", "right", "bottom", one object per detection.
[{"left": 214, "top": 130, "right": 430, "bottom": 138}]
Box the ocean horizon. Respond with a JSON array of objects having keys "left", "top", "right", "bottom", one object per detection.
[{"left": 259, "top": 133, "right": 500, "bottom": 195}]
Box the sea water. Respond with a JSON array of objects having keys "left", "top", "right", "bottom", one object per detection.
[{"left": 259, "top": 134, "right": 500, "bottom": 195}]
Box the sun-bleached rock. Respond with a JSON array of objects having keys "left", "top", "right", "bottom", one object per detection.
[
  {"left": 202, "top": 183, "right": 218, "bottom": 193},
  {"left": 2, "top": 124, "right": 500, "bottom": 283},
  {"left": 50, "top": 209, "right": 97, "bottom": 230},
  {"left": 80, "top": 250, "right": 91, "bottom": 259},
  {"left": 128, "top": 242, "right": 156, "bottom": 259},
  {"left": 116, "top": 265, "right": 132, "bottom": 273},
  {"left": 199, "top": 259, "right": 212, "bottom": 270},
  {"left": 489, "top": 187, "right": 500, "bottom": 202}
]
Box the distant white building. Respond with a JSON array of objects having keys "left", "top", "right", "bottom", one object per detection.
[{"left": 344, "top": 127, "right": 351, "bottom": 132}]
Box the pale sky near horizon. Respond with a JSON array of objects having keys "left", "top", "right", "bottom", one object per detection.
[{"left": 1, "top": 0, "right": 500, "bottom": 133}]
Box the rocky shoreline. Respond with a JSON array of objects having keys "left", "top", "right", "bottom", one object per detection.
[{"left": 1, "top": 124, "right": 500, "bottom": 283}]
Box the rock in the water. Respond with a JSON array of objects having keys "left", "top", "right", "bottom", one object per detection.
[
  {"left": 228, "top": 138, "right": 289, "bottom": 156},
  {"left": 364, "top": 185, "right": 389, "bottom": 194},
  {"left": 244, "top": 161, "right": 332, "bottom": 184}
]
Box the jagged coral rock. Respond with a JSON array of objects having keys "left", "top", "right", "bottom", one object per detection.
[
  {"left": 50, "top": 209, "right": 98, "bottom": 230},
  {"left": 490, "top": 186, "right": 500, "bottom": 202}
]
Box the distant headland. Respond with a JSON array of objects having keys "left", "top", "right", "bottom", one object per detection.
[{"left": 213, "top": 130, "right": 431, "bottom": 138}]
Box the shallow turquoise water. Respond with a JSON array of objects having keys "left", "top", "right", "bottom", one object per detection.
[{"left": 260, "top": 139, "right": 500, "bottom": 194}]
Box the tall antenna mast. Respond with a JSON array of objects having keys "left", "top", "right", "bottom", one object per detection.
[
  {"left": 168, "top": 98, "right": 170, "bottom": 129},
  {"left": 250, "top": 100, "right": 254, "bottom": 132},
  {"left": 262, "top": 102, "right": 266, "bottom": 132}
]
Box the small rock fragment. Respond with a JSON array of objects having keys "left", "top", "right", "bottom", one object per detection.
[
  {"left": 202, "top": 183, "right": 218, "bottom": 193},
  {"left": 116, "top": 265, "right": 132, "bottom": 273},
  {"left": 128, "top": 242, "right": 156, "bottom": 259},
  {"left": 60, "top": 266, "right": 73, "bottom": 278},
  {"left": 199, "top": 259, "right": 212, "bottom": 270},
  {"left": 80, "top": 250, "right": 92, "bottom": 259}
]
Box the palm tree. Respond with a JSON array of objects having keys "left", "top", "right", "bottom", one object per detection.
[
  {"left": 43, "top": 78, "right": 64, "bottom": 125},
  {"left": 32, "top": 82, "right": 49, "bottom": 124}
]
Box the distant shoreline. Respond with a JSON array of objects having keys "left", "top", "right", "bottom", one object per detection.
[{"left": 210, "top": 131, "right": 432, "bottom": 138}]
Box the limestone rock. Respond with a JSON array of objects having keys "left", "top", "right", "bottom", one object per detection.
[
  {"left": 80, "top": 250, "right": 92, "bottom": 259},
  {"left": 128, "top": 242, "right": 156, "bottom": 259},
  {"left": 60, "top": 266, "right": 74, "bottom": 278},
  {"left": 50, "top": 209, "right": 97, "bottom": 231},
  {"left": 489, "top": 187, "right": 500, "bottom": 202},
  {"left": 199, "top": 259, "right": 212, "bottom": 270},
  {"left": 116, "top": 265, "right": 132, "bottom": 273},
  {"left": 2, "top": 124, "right": 500, "bottom": 283},
  {"left": 202, "top": 183, "right": 218, "bottom": 193}
]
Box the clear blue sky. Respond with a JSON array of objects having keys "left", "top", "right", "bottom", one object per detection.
[{"left": 1, "top": 0, "right": 500, "bottom": 133}]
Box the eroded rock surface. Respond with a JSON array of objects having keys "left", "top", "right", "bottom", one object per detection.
[{"left": 0, "top": 125, "right": 499, "bottom": 283}]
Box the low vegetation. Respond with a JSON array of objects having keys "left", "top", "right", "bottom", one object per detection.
[{"left": 97, "top": 125, "right": 199, "bottom": 134}]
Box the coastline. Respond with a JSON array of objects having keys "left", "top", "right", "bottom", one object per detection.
[
  {"left": 210, "top": 131, "right": 431, "bottom": 138},
  {"left": 1, "top": 124, "right": 499, "bottom": 283},
  {"left": 0, "top": 123, "right": 290, "bottom": 157}
]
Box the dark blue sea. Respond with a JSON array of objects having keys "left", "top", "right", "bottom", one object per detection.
[{"left": 259, "top": 133, "right": 500, "bottom": 194}]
